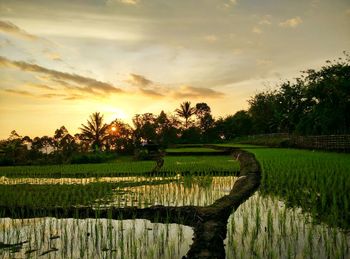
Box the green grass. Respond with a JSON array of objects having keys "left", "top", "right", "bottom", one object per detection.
[
  {"left": 165, "top": 147, "right": 222, "bottom": 153},
  {"left": 214, "top": 143, "right": 264, "bottom": 148},
  {"left": 160, "top": 156, "right": 240, "bottom": 175},
  {"left": 0, "top": 178, "right": 176, "bottom": 208},
  {"left": 0, "top": 158, "right": 156, "bottom": 178},
  {"left": 241, "top": 147, "right": 350, "bottom": 229}
]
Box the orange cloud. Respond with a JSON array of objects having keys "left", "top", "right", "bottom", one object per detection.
[
  {"left": 0, "top": 56, "right": 124, "bottom": 98},
  {"left": 279, "top": 17, "right": 303, "bottom": 28},
  {"left": 0, "top": 20, "right": 38, "bottom": 40}
]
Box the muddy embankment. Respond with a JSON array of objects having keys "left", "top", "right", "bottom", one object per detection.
[{"left": 0, "top": 148, "right": 261, "bottom": 259}]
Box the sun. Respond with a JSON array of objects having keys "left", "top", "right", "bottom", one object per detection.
[{"left": 111, "top": 126, "right": 117, "bottom": 132}]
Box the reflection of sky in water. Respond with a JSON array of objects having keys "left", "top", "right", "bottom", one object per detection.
[
  {"left": 104, "top": 176, "right": 237, "bottom": 207},
  {"left": 0, "top": 176, "right": 237, "bottom": 208},
  {"left": 225, "top": 193, "right": 350, "bottom": 259},
  {"left": 0, "top": 176, "right": 180, "bottom": 185},
  {"left": 0, "top": 218, "right": 193, "bottom": 259}
]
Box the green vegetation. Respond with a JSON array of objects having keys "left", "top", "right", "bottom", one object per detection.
[
  {"left": 242, "top": 146, "right": 350, "bottom": 229},
  {"left": 165, "top": 147, "right": 222, "bottom": 153},
  {"left": 0, "top": 183, "right": 116, "bottom": 208},
  {"left": 0, "top": 178, "right": 179, "bottom": 208},
  {"left": 226, "top": 194, "right": 350, "bottom": 259},
  {"left": 0, "top": 158, "right": 155, "bottom": 178},
  {"left": 161, "top": 156, "right": 240, "bottom": 175},
  {"left": 0, "top": 145, "right": 349, "bottom": 258}
]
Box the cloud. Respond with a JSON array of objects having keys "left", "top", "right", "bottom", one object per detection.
[
  {"left": 259, "top": 15, "right": 272, "bottom": 25},
  {"left": 279, "top": 17, "right": 303, "bottom": 28},
  {"left": 346, "top": 9, "right": 350, "bottom": 16},
  {"left": 204, "top": 35, "right": 218, "bottom": 43},
  {"left": 120, "top": 0, "right": 139, "bottom": 4},
  {"left": 43, "top": 49, "right": 63, "bottom": 61},
  {"left": 0, "top": 56, "right": 123, "bottom": 97},
  {"left": 252, "top": 26, "right": 263, "bottom": 34},
  {"left": 139, "top": 88, "right": 164, "bottom": 98},
  {"left": 106, "top": 0, "right": 139, "bottom": 5},
  {"left": 172, "top": 85, "right": 224, "bottom": 99},
  {"left": 125, "top": 72, "right": 224, "bottom": 100},
  {"left": 256, "top": 59, "right": 272, "bottom": 66},
  {"left": 3, "top": 88, "right": 77, "bottom": 100},
  {"left": 0, "top": 20, "right": 38, "bottom": 40},
  {"left": 126, "top": 73, "right": 153, "bottom": 87},
  {"left": 4, "top": 89, "right": 35, "bottom": 97},
  {"left": 27, "top": 83, "right": 56, "bottom": 91},
  {"left": 125, "top": 73, "right": 165, "bottom": 98},
  {"left": 40, "top": 93, "right": 66, "bottom": 98},
  {"left": 223, "top": 0, "right": 237, "bottom": 8},
  {"left": 0, "top": 39, "right": 13, "bottom": 48}
]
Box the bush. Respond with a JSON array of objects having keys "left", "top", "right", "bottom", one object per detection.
[{"left": 70, "top": 152, "right": 116, "bottom": 164}]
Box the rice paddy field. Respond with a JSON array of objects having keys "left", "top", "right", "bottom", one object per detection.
[{"left": 0, "top": 145, "right": 349, "bottom": 258}]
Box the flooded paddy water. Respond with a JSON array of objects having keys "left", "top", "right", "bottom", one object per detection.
[
  {"left": 225, "top": 193, "right": 350, "bottom": 259},
  {"left": 1, "top": 151, "right": 350, "bottom": 258},
  {"left": 0, "top": 217, "right": 193, "bottom": 258}
]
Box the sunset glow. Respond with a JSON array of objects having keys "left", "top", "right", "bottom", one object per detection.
[{"left": 0, "top": 0, "right": 349, "bottom": 138}]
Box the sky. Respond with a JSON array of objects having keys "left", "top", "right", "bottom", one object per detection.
[{"left": 0, "top": 0, "right": 349, "bottom": 139}]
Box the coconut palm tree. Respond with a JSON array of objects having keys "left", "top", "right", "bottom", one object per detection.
[
  {"left": 79, "top": 112, "right": 109, "bottom": 151},
  {"left": 175, "top": 101, "right": 196, "bottom": 129}
]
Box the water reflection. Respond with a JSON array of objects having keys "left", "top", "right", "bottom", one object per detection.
[
  {"left": 225, "top": 193, "right": 350, "bottom": 258},
  {"left": 103, "top": 176, "right": 237, "bottom": 207},
  {"left": 0, "top": 217, "right": 193, "bottom": 258},
  {"left": 0, "top": 176, "right": 180, "bottom": 185}
]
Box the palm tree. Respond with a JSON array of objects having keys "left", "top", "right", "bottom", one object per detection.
[
  {"left": 79, "top": 112, "right": 109, "bottom": 151},
  {"left": 175, "top": 101, "right": 196, "bottom": 129}
]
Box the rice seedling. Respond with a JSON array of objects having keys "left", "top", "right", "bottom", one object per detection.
[{"left": 0, "top": 158, "right": 156, "bottom": 178}]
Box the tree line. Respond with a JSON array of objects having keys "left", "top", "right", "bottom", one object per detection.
[{"left": 0, "top": 54, "right": 349, "bottom": 165}]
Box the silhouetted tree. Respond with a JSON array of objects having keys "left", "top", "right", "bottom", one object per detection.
[
  {"left": 248, "top": 90, "right": 279, "bottom": 134},
  {"left": 247, "top": 53, "right": 350, "bottom": 135},
  {"left": 79, "top": 112, "right": 109, "bottom": 151},
  {"left": 53, "top": 126, "right": 68, "bottom": 151},
  {"left": 195, "top": 103, "right": 211, "bottom": 118},
  {"left": 132, "top": 113, "right": 158, "bottom": 145},
  {"left": 194, "top": 103, "right": 216, "bottom": 142},
  {"left": 156, "top": 111, "right": 180, "bottom": 147},
  {"left": 296, "top": 55, "right": 350, "bottom": 134},
  {"left": 0, "top": 131, "right": 28, "bottom": 165},
  {"left": 175, "top": 101, "right": 196, "bottom": 129},
  {"left": 107, "top": 119, "right": 134, "bottom": 153}
]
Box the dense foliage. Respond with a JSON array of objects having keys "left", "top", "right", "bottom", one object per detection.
[{"left": 248, "top": 53, "right": 350, "bottom": 134}]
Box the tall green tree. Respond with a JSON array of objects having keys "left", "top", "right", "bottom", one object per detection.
[{"left": 79, "top": 112, "right": 109, "bottom": 151}]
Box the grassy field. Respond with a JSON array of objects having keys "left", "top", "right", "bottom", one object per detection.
[
  {"left": 253, "top": 148, "right": 350, "bottom": 229},
  {"left": 0, "top": 158, "right": 156, "bottom": 178},
  {"left": 160, "top": 155, "right": 240, "bottom": 175},
  {"left": 0, "top": 178, "right": 178, "bottom": 209},
  {"left": 165, "top": 147, "right": 222, "bottom": 153},
  {"left": 0, "top": 146, "right": 349, "bottom": 258},
  {"left": 215, "top": 144, "right": 350, "bottom": 229}
]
